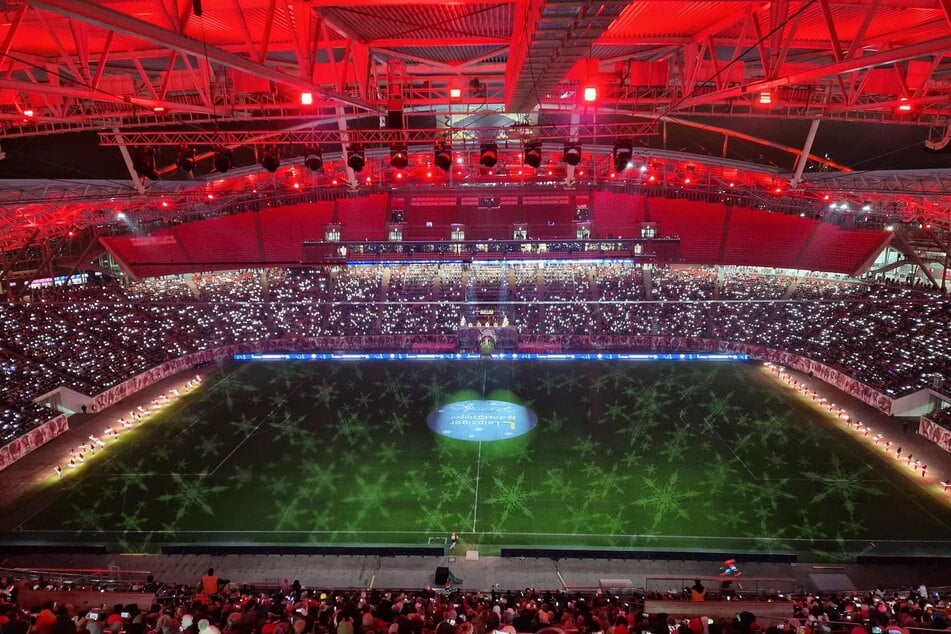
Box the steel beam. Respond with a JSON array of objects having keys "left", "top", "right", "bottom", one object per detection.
[
  {"left": 98, "top": 122, "right": 659, "bottom": 146},
  {"left": 674, "top": 35, "right": 951, "bottom": 110},
  {"left": 0, "top": 78, "right": 220, "bottom": 115},
  {"left": 28, "top": 0, "right": 382, "bottom": 113}
]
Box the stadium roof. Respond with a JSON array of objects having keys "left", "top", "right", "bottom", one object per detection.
[{"left": 0, "top": 0, "right": 950, "bottom": 249}]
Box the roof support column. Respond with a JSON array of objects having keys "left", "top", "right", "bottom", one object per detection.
[
  {"left": 790, "top": 118, "right": 821, "bottom": 188},
  {"left": 113, "top": 128, "right": 147, "bottom": 195}
]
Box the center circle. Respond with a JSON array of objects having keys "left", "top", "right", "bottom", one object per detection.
[{"left": 427, "top": 399, "right": 537, "bottom": 442}]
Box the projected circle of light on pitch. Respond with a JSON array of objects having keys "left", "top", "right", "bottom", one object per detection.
[{"left": 427, "top": 400, "right": 537, "bottom": 442}]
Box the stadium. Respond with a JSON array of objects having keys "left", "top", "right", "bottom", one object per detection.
[{"left": 0, "top": 0, "right": 950, "bottom": 625}]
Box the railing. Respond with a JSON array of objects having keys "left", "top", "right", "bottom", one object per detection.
[{"left": 0, "top": 566, "right": 152, "bottom": 590}]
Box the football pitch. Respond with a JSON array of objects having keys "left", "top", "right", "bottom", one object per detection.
[{"left": 7, "top": 360, "right": 951, "bottom": 559}]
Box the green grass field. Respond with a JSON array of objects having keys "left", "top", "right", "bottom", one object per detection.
[{"left": 7, "top": 360, "right": 951, "bottom": 559}]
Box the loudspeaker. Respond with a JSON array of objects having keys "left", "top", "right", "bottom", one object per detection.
[
  {"left": 434, "top": 566, "right": 449, "bottom": 585},
  {"left": 387, "top": 99, "right": 404, "bottom": 130}
]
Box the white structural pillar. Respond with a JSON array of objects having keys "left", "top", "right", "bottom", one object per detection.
[
  {"left": 113, "top": 128, "right": 146, "bottom": 195},
  {"left": 790, "top": 118, "right": 821, "bottom": 188}
]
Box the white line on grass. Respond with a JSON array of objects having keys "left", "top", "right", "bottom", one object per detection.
[
  {"left": 18, "top": 528, "right": 946, "bottom": 544},
  {"left": 207, "top": 378, "right": 308, "bottom": 476},
  {"left": 472, "top": 441, "right": 482, "bottom": 533}
]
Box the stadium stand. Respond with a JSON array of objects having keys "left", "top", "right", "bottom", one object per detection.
[
  {"left": 338, "top": 195, "right": 389, "bottom": 241},
  {"left": 796, "top": 225, "right": 894, "bottom": 273},
  {"left": 720, "top": 209, "right": 814, "bottom": 268},
  {"left": 591, "top": 191, "right": 647, "bottom": 236},
  {"left": 259, "top": 202, "right": 336, "bottom": 263},
  {"left": 646, "top": 200, "right": 729, "bottom": 265},
  {"left": 1, "top": 265, "right": 948, "bottom": 448},
  {"left": 1, "top": 569, "right": 948, "bottom": 634}
]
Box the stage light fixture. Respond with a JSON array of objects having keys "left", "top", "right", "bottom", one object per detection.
[
  {"left": 759, "top": 91, "right": 772, "bottom": 105},
  {"left": 582, "top": 86, "right": 598, "bottom": 102},
  {"left": 347, "top": 144, "right": 366, "bottom": 172},
  {"left": 390, "top": 143, "right": 409, "bottom": 169},
  {"left": 260, "top": 151, "right": 280, "bottom": 173},
  {"left": 563, "top": 143, "right": 582, "bottom": 166},
  {"left": 523, "top": 139, "right": 542, "bottom": 169},
  {"left": 479, "top": 143, "right": 499, "bottom": 167},
  {"left": 176, "top": 145, "right": 197, "bottom": 174},
  {"left": 304, "top": 147, "right": 323, "bottom": 171},
  {"left": 212, "top": 147, "right": 232, "bottom": 173},
  {"left": 300, "top": 92, "right": 314, "bottom": 105},
  {"left": 131, "top": 147, "right": 159, "bottom": 181},
  {"left": 612, "top": 138, "right": 633, "bottom": 172},
  {"left": 434, "top": 140, "right": 452, "bottom": 171}
]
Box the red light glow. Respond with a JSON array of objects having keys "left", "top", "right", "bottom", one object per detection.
[
  {"left": 293, "top": 183, "right": 300, "bottom": 189},
  {"left": 206, "top": 193, "right": 214, "bottom": 200},
  {"left": 161, "top": 201, "right": 168, "bottom": 207},
  {"left": 582, "top": 86, "right": 598, "bottom": 102},
  {"left": 300, "top": 92, "right": 314, "bottom": 105},
  {"left": 22, "top": 109, "right": 34, "bottom": 117},
  {"left": 395, "top": 172, "right": 403, "bottom": 180},
  {"left": 684, "top": 177, "right": 691, "bottom": 184}
]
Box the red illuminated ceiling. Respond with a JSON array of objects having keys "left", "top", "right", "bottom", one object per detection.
[{"left": 1, "top": 0, "right": 951, "bottom": 249}]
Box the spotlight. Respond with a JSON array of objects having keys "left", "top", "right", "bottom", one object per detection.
[
  {"left": 176, "top": 145, "right": 197, "bottom": 174},
  {"left": 300, "top": 92, "right": 314, "bottom": 106},
  {"left": 212, "top": 147, "right": 232, "bottom": 173},
  {"left": 347, "top": 144, "right": 366, "bottom": 172},
  {"left": 434, "top": 140, "right": 452, "bottom": 171},
  {"left": 479, "top": 143, "right": 499, "bottom": 168},
  {"left": 304, "top": 147, "right": 323, "bottom": 171},
  {"left": 612, "top": 138, "right": 633, "bottom": 172},
  {"left": 582, "top": 86, "right": 597, "bottom": 102},
  {"left": 563, "top": 143, "right": 582, "bottom": 166},
  {"left": 390, "top": 143, "right": 409, "bottom": 169},
  {"left": 260, "top": 151, "right": 280, "bottom": 173},
  {"left": 759, "top": 91, "right": 772, "bottom": 105},
  {"left": 523, "top": 139, "right": 542, "bottom": 169},
  {"left": 131, "top": 147, "right": 159, "bottom": 181}
]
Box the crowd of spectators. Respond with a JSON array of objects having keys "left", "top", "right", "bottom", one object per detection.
[
  {"left": 1, "top": 264, "right": 948, "bottom": 443},
  {"left": 2, "top": 574, "right": 948, "bottom": 634}
]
